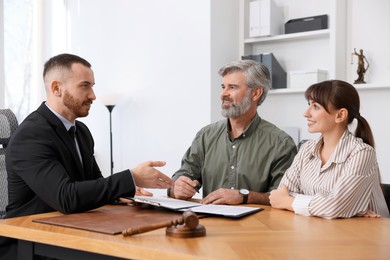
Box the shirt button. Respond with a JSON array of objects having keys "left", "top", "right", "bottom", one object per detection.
[
  {"left": 232, "top": 145, "right": 236, "bottom": 149},
  {"left": 231, "top": 165, "right": 235, "bottom": 169}
]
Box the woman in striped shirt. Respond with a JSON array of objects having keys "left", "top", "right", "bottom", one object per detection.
[{"left": 269, "top": 80, "right": 389, "bottom": 219}]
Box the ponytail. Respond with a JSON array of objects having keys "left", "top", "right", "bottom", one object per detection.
[{"left": 355, "top": 114, "right": 375, "bottom": 147}]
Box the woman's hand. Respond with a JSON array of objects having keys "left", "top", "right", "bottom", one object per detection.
[
  {"left": 358, "top": 210, "right": 381, "bottom": 218},
  {"left": 269, "top": 185, "right": 294, "bottom": 211}
]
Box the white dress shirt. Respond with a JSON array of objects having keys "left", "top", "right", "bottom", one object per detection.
[{"left": 280, "top": 130, "right": 389, "bottom": 219}]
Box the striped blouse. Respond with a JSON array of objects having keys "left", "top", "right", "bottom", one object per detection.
[{"left": 279, "top": 130, "right": 389, "bottom": 219}]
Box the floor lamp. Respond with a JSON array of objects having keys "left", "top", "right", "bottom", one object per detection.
[
  {"left": 99, "top": 94, "right": 120, "bottom": 176},
  {"left": 105, "top": 105, "right": 115, "bottom": 176}
]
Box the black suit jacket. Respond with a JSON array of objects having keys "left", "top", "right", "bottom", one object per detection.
[
  {"left": 1, "top": 103, "right": 136, "bottom": 259},
  {"left": 4, "top": 102, "right": 135, "bottom": 218}
]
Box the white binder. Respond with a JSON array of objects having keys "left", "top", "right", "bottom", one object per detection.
[{"left": 249, "top": 0, "right": 283, "bottom": 38}]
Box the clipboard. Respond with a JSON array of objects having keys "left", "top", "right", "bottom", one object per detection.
[{"left": 130, "top": 196, "right": 263, "bottom": 218}]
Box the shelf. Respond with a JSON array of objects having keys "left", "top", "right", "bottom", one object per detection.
[
  {"left": 239, "top": 0, "right": 347, "bottom": 81},
  {"left": 268, "top": 83, "right": 390, "bottom": 95},
  {"left": 268, "top": 88, "right": 307, "bottom": 95},
  {"left": 353, "top": 83, "right": 390, "bottom": 91},
  {"left": 244, "top": 29, "right": 330, "bottom": 45}
]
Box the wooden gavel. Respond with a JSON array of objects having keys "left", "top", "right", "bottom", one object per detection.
[{"left": 122, "top": 210, "right": 199, "bottom": 237}]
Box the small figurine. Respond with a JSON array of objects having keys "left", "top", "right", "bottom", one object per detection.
[{"left": 351, "top": 48, "right": 369, "bottom": 84}]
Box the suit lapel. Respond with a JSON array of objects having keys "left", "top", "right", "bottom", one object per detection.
[
  {"left": 57, "top": 124, "right": 86, "bottom": 179},
  {"left": 37, "top": 103, "right": 86, "bottom": 180}
]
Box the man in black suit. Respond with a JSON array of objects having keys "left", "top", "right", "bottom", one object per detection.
[{"left": 0, "top": 53, "right": 173, "bottom": 259}]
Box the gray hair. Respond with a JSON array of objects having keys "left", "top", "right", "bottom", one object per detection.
[{"left": 218, "top": 60, "right": 270, "bottom": 106}]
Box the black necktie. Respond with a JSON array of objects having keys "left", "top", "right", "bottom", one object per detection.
[
  {"left": 68, "top": 126, "right": 76, "bottom": 139},
  {"left": 68, "top": 126, "right": 82, "bottom": 164}
]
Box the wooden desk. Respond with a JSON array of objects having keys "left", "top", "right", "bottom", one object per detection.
[{"left": 1, "top": 205, "right": 390, "bottom": 260}]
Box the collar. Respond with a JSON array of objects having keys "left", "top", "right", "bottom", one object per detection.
[
  {"left": 45, "top": 102, "right": 75, "bottom": 131},
  {"left": 226, "top": 113, "right": 261, "bottom": 140},
  {"left": 311, "top": 129, "right": 352, "bottom": 165}
]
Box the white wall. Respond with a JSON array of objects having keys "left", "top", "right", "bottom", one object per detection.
[
  {"left": 63, "top": 0, "right": 238, "bottom": 196},
  {"left": 358, "top": 88, "right": 390, "bottom": 183},
  {"left": 346, "top": 0, "right": 390, "bottom": 83},
  {"left": 210, "top": 0, "right": 240, "bottom": 122}
]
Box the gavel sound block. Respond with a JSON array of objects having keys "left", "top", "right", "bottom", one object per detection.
[{"left": 122, "top": 210, "right": 206, "bottom": 238}]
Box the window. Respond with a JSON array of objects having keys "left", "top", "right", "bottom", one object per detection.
[
  {"left": 3, "top": 0, "right": 39, "bottom": 121},
  {"left": 3, "top": 0, "right": 67, "bottom": 121}
]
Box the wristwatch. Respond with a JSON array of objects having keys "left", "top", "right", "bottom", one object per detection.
[{"left": 239, "top": 189, "right": 249, "bottom": 204}]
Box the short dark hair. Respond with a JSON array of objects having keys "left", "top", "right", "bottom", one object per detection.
[{"left": 43, "top": 53, "right": 91, "bottom": 79}]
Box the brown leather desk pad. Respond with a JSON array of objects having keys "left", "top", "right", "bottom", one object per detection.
[{"left": 33, "top": 205, "right": 184, "bottom": 235}]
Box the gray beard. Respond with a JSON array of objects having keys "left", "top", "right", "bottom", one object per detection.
[{"left": 221, "top": 91, "right": 252, "bottom": 118}]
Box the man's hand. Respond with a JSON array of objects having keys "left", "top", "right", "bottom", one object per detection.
[
  {"left": 131, "top": 161, "right": 173, "bottom": 189},
  {"left": 117, "top": 187, "right": 153, "bottom": 204},
  {"left": 269, "top": 185, "right": 294, "bottom": 211},
  {"left": 201, "top": 188, "right": 242, "bottom": 205},
  {"left": 170, "top": 176, "right": 200, "bottom": 200},
  {"left": 135, "top": 187, "right": 153, "bottom": 196}
]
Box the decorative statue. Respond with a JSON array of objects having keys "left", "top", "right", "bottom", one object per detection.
[{"left": 351, "top": 48, "right": 369, "bottom": 84}]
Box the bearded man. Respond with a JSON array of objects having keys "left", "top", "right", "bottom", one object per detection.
[
  {"left": 1, "top": 53, "right": 173, "bottom": 259},
  {"left": 168, "top": 60, "right": 297, "bottom": 205}
]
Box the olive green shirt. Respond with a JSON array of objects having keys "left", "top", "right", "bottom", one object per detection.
[{"left": 172, "top": 113, "right": 297, "bottom": 197}]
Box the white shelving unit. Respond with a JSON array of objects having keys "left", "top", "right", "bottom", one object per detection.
[
  {"left": 267, "top": 83, "right": 390, "bottom": 96},
  {"left": 244, "top": 29, "right": 330, "bottom": 44},
  {"left": 239, "top": 0, "right": 347, "bottom": 89}
]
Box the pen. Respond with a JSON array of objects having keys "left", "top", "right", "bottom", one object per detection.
[
  {"left": 184, "top": 173, "right": 201, "bottom": 193},
  {"left": 194, "top": 183, "right": 201, "bottom": 193}
]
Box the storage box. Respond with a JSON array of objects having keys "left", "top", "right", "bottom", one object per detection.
[
  {"left": 249, "top": 0, "right": 283, "bottom": 37},
  {"left": 289, "top": 70, "right": 328, "bottom": 89},
  {"left": 242, "top": 53, "right": 286, "bottom": 89},
  {"left": 285, "top": 15, "right": 328, "bottom": 34}
]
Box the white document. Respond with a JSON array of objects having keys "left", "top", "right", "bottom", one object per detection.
[
  {"left": 182, "top": 204, "right": 262, "bottom": 218},
  {"left": 131, "top": 196, "right": 263, "bottom": 218},
  {"left": 132, "top": 196, "right": 202, "bottom": 210}
]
